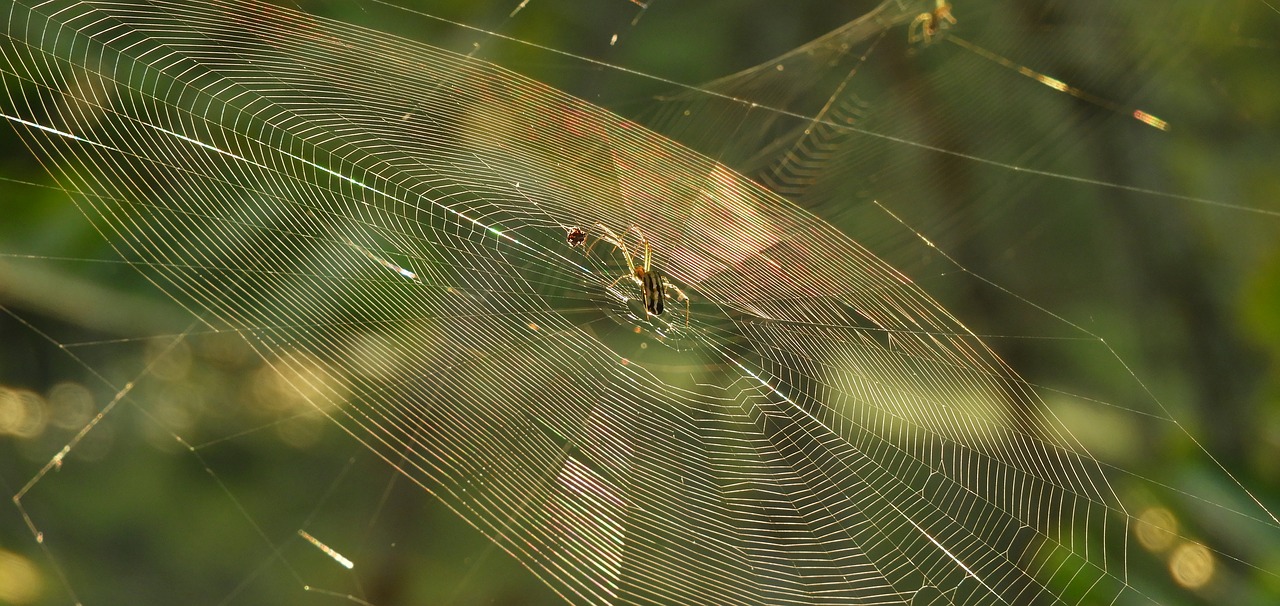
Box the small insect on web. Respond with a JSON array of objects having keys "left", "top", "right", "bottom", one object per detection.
[
  {"left": 908, "top": 0, "right": 956, "bottom": 45},
  {"left": 565, "top": 226, "right": 587, "bottom": 247},
  {"left": 580, "top": 223, "right": 690, "bottom": 327}
]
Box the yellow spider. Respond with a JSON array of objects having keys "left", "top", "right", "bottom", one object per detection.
[
  {"left": 585, "top": 223, "right": 690, "bottom": 327},
  {"left": 909, "top": 0, "right": 956, "bottom": 45}
]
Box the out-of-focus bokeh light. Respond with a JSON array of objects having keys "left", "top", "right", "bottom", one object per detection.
[
  {"left": 248, "top": 350, "right": 343, "bottom": 449},
  {"left": 0, "top": 387, "right": 47, "bottom": 438},
  {"left": 276, "top": 415, "right": 325, "bottom": 449},
  {"left": 201, "top": 330, "right": 254, "bottom": 366},
  {"left": 0, "top": 549, "right": 42, "bottom": 604},
  {"left": 147, "top": 337, "right": 193, "bottom": 381},
  {"left": 46, "top": 381, "right": 94, "bottom": 430},
  {"left": 141, "top": 382, "right": 204, "bottom": 452},
  {"left": 1168, "top": 541, "right": 1215, "bottom": 589},
  {"left": 346, "top": 332, "right": 402, "bottom": 383},
  {"left": 1135, "top": 507, "right": 1178, "bottom": 552}
]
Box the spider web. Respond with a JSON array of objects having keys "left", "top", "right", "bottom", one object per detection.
[{"left": 0, "top": 1, "right": 1276, "bottom": 605}]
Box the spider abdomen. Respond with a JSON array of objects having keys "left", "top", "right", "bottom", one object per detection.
[{"left": 640, "top": 269, "right": 664, "bottom": 315}]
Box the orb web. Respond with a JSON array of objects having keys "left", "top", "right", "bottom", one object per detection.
[{"left": 1, "top": 1, "right": 1276, "bottom": 605}]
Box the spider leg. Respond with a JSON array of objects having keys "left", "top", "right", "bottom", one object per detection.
[
  {"left": 908, "top": 13, "right": 931, "bottom": 44},
  {"left": 587, "top": 222, "right": 636, "bottom": 276},
  {"left": 624, "top": 226, "right": 653, "bottom": 274},
  {"left": 606, "top": 272, "right": 635, "bottom": 291},
  {"left": 605, "top": 270, "right": 645, "bottom": 315},
  {"left": 665, "top": 280, "right": 691, "bottom": 327}
]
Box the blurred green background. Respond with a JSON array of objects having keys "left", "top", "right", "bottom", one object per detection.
[{"left": 1, "top": 0, "right": 1277, "bottom": 604}]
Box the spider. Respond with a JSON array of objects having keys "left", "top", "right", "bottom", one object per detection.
[
  {"left": 584, "top": 223, "right": 690, "bottom": 327},
  {"left": 908, "top": 0, "right": 956, "bottom": 45}
]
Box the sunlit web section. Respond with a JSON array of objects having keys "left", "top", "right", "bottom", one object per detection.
[{"left": 0, "top": 1, "right": 1271, "bottom": 605}]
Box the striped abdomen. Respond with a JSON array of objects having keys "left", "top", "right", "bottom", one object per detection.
[{"left": 640, "top": 269, "right": 664, "bottom": 315}]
